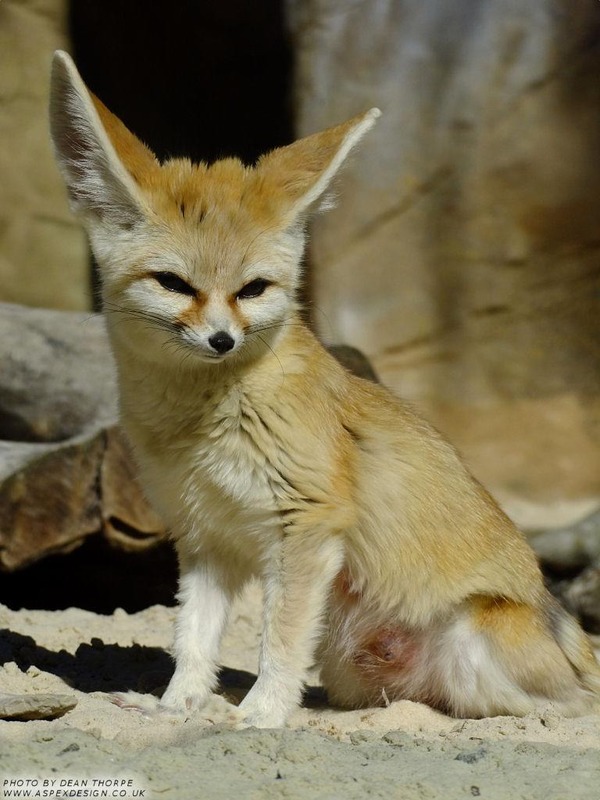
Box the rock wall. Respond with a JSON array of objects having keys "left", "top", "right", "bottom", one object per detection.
[
  {"left": 0, "top": 0, "right": 89, "bottom": 310},
  {"left": 289, "top": 0, "right": 600, "bottom": 523}
]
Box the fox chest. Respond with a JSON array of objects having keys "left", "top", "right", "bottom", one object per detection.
[{"left": 133, "top": 407, "right": 284, "bottom": 540}]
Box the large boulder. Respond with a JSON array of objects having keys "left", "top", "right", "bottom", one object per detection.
[{"left": 289, "top": 0, "right": 600, "bottom": 525}]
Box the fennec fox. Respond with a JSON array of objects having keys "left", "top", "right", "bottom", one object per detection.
[{"left": 50, "top": 51, "right": 600, "bottom": 728}]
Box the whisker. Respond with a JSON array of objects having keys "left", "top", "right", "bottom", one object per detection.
[
  {"left": 104, "top": 302, "right": 210, "bottom": 372},
  {"left": 161, "top": 336, "right": 184, "bottom": 355},
  {"left": 303, "top": 301, "right": 335, "bottom": 338},
  {"left": 80, "top": 312, "right": 100, "bottom": 324},
  {"left": 246, "top": 318, "right": 303, "bottom": 336},
  {"left": 256, "top": 332, "right": 285, "bottom": 382},
  {"left": 103, "top": 302, "right": 181, "bottom": 336}
]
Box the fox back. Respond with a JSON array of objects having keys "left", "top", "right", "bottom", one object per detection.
[{"left": 50, "top": 51, "right": 600, "bottom": 728}]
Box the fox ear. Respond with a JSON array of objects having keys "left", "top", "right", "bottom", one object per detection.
[
  {"left": 49, "top": 50, "right": 158, "bottom": 228},
  {"left": 258, "top": 108, "right": 381, "bottom": 220}
]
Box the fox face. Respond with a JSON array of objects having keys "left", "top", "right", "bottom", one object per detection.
[
  {"left": 49, "top": 51, "right": 380, "bottom": 367},
  {"left": 95, "top": 164, "right": 305, "bottom": 365}
]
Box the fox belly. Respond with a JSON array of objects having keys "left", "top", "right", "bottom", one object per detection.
[{"left": 318, "top": 570, "right": 600, "bottom": 717}]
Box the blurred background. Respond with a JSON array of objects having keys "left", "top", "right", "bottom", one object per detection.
[{"left": 1, "top": 0, "right": 600, "bottom": 610}]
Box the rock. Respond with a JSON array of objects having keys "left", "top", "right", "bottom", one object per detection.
[
  {"left": 538, "top": 507, "right": 600, "bottom": 630},
  {"left": 101, "top": 427, "right": 168, "bottom": 552},
  {"left": 289, "top": 0, "right": 600, "bottom": 517},
  {"left": 327, "top": 345, "right": 379, "bottom": 383},
  {"left": 0, "top": 692, "right": 77, "bottom": 720},
  {"left": 563, "top": 567, "right": 600, "bottom": 634},
  {"left": 530, "top": 508, "right": 600, "bottom": 575},
  {"left": 455, "top": 747, "right": 487, "bottom": 764},
  {"left": 0, "top": 303, "right": 165, "bottom": 571}
]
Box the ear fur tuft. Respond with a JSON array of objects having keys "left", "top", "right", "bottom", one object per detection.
[{"left": 49, "top": 50, "right": 156, "bottom": 227}]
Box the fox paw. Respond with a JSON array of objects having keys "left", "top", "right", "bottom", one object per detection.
[
  {"left": 110, "top": 690, "right": 205, "bottom": 718},
  {"left": 111, "top": 691, "right": 165, "bottom": 717},
  {"left": 110, "top": 690, "right": 286, "bottom": 728},
  {"left": 235, "top": 697, "right": 289, "bottom": 729}
]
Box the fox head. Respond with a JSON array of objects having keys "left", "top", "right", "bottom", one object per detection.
[{"left": 49, "top": 51, "right": 379, "bottom": 367}]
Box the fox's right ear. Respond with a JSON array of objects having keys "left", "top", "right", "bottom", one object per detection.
[
  {"left": 258, "top": 108, "right": 381, "bottom": 224},
  {"left": 49, "top": 50, "right": 157, "bottom": 228}
]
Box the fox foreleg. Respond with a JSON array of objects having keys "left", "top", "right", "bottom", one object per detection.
[
  {"left": 159, "top": 555, "right": 236, "bottom": 714},
  {"left": 237, "top": 528, "right": 345, "bottom": 728}
]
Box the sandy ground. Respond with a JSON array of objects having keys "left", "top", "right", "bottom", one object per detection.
[{"left": 1, "top": 583, "right": 599, "bottom": 800}]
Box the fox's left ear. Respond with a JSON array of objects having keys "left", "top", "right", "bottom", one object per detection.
[
  {"left": 49, "top": 50, "right": 158, "bottom": 228},
  {"left": 258, "top": 108, "right": 381, "bottom": 221}
]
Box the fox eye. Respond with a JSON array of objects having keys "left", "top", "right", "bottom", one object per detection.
[
  {"left": 152, "top": 271, "right": 195, "bottom": 296},
  {"left": 237, "top": 279, "right": 271, "bottom": 300}
]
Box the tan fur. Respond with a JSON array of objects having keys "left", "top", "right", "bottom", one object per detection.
[
  {"left": 176, "top": 293, "right": 209, "bottom": 328},
  {"left": 91, "top": 93, "right": 159, "bottom": 184},
  {"left": 50, "top": 51, "right": 600, "bottom": 727}
]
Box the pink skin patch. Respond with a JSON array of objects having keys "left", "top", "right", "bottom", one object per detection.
[
  {"left": 354, "top": 626, "right": 420, "bottom": 670},
  {"left": 330, "top": 568, "right": 425, "bottom": 703},
  {"left": 333, "top": 569, "right": 421, "bottom": 680}
]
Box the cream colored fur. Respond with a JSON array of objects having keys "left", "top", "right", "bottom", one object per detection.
[{"left": 50, "top": 51, "right": 600, "bottom": 728}]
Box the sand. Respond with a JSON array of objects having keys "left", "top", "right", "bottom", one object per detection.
[{"left": 1, "top": 583, "right": 599, "bottom": 800}]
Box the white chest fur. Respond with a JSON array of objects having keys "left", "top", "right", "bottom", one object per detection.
[{"left": 123, "top": 375, "right": 284, "bottom": 566}]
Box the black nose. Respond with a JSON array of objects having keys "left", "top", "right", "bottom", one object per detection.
[{"left": 208, "top": 331, "right": 235, "bottom": 354}]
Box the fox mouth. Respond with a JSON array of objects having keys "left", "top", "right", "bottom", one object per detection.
[{"left": 194, "top": 349, "right": 236, "bottom": 363}]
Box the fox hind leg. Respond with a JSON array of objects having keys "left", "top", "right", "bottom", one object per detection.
[{"left": 320, "top": 593, "right": 599, "bottom": 718}]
